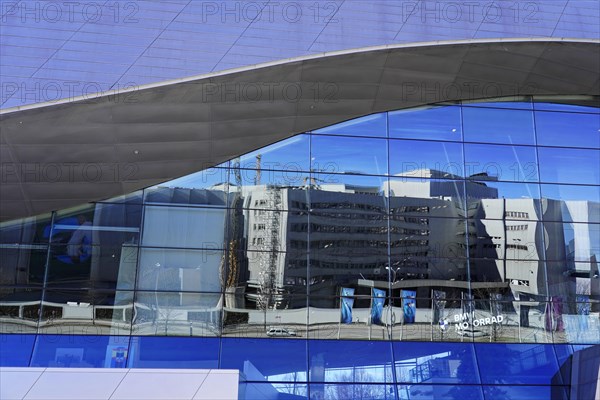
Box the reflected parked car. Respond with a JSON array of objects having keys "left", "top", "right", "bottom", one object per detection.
[{"left": 266, "top": 327, "right": 297, "bottom": 337}]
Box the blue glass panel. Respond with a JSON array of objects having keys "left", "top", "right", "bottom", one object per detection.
[
  {"left": 0, "top": 334, "right": 36, "bottom": 366},
  {"left": 31, "top": 335, "right": 130, "bottom": 368},
  {"left": 313, "top": 113, "right": 387, "bottom": 137},
  {"left": 552, "top": 344, "right": 574, "bottom": 385},
  {"left": 399, "top": 384, "right": 484, "bottom": 400},
  {"left": 533, "top": 101, "right": 600, "bottom": 114},
  {"left": 483, "top": 385, "right": 566, "bottom": 400},
  {"left": 389, "top": 106, "right": 462, "bottom": 141},
  {"left": 389, "top": 139, "right": 464, "bottom": 178},
  {"left": 464, "top": 143, "right": 539, "bottom": 182},
  {"left": 239, "top": 134, "right": 310, "bottom": 172},
  {"left": 463, "top": 106, "right": 535, "bottom": 145},
  {"left": 540, "top": 184, "right": 600, "bottom": 207},
  {"left": 538, "top": 147, "right": 600, "bottom": 185},
  {"left": 535, "top": 110, "right": 600, "bottom": 149},
  {"left": 476, "top": 343, "right": 560, "bottom": 384},
  {"left": 240, "top": 382, "right": 308, "bottom": 399},
  {"left": 308, "top": 340, "right": 394, "bottom": 383},
  {"left": 311, "top": 383, "right": 395, "bottom": 399},
  {"left": 127, "top": 336, "right": 218, "bottom": 368},
  {"left": 221, "top": 338, "right": 308, "bottom": 382},
  {"left": 393, "top": 342, "right": 480, "bottom": 384},
  {"left": 311, "top": 136, "right": 388, "bottom": 176}
]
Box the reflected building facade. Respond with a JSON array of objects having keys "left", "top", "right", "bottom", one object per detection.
[{"left": 2, "top": 97, "right": 599, "bottom": 399}]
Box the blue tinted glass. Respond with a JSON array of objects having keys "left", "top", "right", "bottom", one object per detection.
[
  {"left": 463, "top": 106, "right": 535, "bottom": 145},
  {"left": 464, "top": 143, "right": 539, "bottom": 182},
  {"left": 552, "top": 344, "right": 574, "bottom": 385},
  {"left": 540, "top": 183, "right": 600, "bottom": 203},
  {"left": 538, "top": 147, "right": 600, "bottom": 185},
  {"left": 389, "top": 106, "right": 462, "bottom": 141},
  {"left": 400, "top": 384, "right": 484, "bottom": 400},
  {"left": 311, "top": 136, "right": 387, "bottom": 176},
  {"left": 239, "top": 134, "right": 310, "bottom": 171},
  {"left": 31, "top": 335, "right": 130, "bottom": 368},
  {"left": 221, "top": 338, "right": 308, "bottom": 382},
  {"left": 311, "top": 383, "right": 394, "bottom": 399},
  {"left": 463, "top": 100, "right": 533, "bottom": 110},
  {"left": 314, "top": 113, "right": 387, "bottom": 137},
  {"left": 127, "top": 337, "right": 218, "bottom": 368},
  {"left": 533, "top": 101, "right": 600, "bottom": 114},
  {"left": 309, "top": 340, "right": 393, "bottom": 383},
  {"left": 241, "top": 383, "right": 308, "bottom": 399},
  {"left": 483, "top": 385, "right": 565, "bottom": 400},
  {"left": 476, "top": 343, "right": 560, "bottom": 384},
  {"left": 535, "top": 111, "right": 600, "bottom": 149},
  {"left": 0, "top": 334, "right": 36, "bottom": 366},
  {"left": 393, "top": 342, "right": 480, "bottom": 384},
  {"left": 540, "top": 185, "right": 600, "bottom": 224},
  {"left": 389, "top": 139, "right": 464, "bottom": 178}
]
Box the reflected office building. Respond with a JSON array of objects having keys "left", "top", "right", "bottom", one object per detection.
[{"left": 1, "top": 4, "right": 600, "bottom": 398}]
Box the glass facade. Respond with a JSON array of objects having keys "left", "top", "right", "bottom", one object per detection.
[{"left": 1, "top": 97, "right": 598, "bottom": 398}]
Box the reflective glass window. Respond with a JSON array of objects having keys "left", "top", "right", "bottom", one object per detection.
[
  {"left": 0, "top": 334, "right": 36, "bottom": 366},
  {"left": 309, "top": 340, "right": 394, "bottom": 383},
  {"left": 394, "top": 342, "right": 480, "bottom": 383},
  {"left": 468, "top": 219, "right": 544, "bottom": 260},
  {"left": 388, "top": 105, "right": 462, "bottom": 141},
  {"left": 229, "top": 170, "right": 309, "bottom": 210},
  {"left": 222, "top": 293, "right": 307, "bottom": 338},
  {"left": 308, "top": 295, "right": 385, "bottom": 341},
  {"left": 475, "top": 343, "right": 560, "bottom": 384},
  {"left": 540, "top": 183, "right": 600, "bottom": 205},
  {"left": 137, "top": 248, "right": 223, "bottom": 292},
  {"left": 45, "top": 244, "right": 138, "bottom": 289},
  {"left": 463, "top": 99, "right": 533, "bottom": 110},
  {"left": 464, "top": 143, "right": 539, "bottom": 182},
  {"left": 241, "top": 383, "right": 308, "bottom": 399},
  {"left": 144, "top": 184, "right": 230, "bottom": 208},
  {"left": 389, "top": 139, "right": 464, "bottom": 178},
  {"left": 239, "top": 134, "right": 310, "bottom": 172},
  {"left": 132, "top": 291, "right": 221, "bottom": 337},
  {"left": 39, "top": 290, "right": 133, "bottom": 336},
  {"left": 313, "top": 113, "right": 387, "bottom": 137},
  {"left": 462, "top": 106, "right": 535, "bottom": 145},
  {"left": 0, "top": 245, "right": 48, "bottom": 286},
  {"left": 0, "top": 214, "right": 52, "bottom": 245},
  {"left": 538, "top": 147, "right": 600, "bottom": 185},
  {"left": 543, "top": 222, "right": 600, "bottom": 262},
  {"left": 558, "top": 297, "right": 600, "bottom": 344},
  {"left": 483, "top": 385, "right": 565, "bottom": 400},
  {"left": 128, "top": 336, "right": 219, "bottom": 368},
  {"left": 389, "top": 177, "right": 466, "bottom": 219},
  {"left": 52, "top": 203, "right": 142, "bottom": 245},
  {"left": 0, "top": 213, "right": 53, "bottom": 286},
  {"left": 148, "top": 164, "right": 229, "bottom": 192},
  {"left": 141, "top": 205, "right": 228, "bottom": 249},
  {"left": 0, "top": 288, "right": 41, "bottom": 334},
  {"left": 311, "top": 136, "right": 387, "bottom": 176},
  {"left": 311, "top": 383, "right": 393, "bottom": 399},
  {"left": 467, "top": 181, "right": 542, "bottom": 220},
  {"left": 533, "top": 99, "right": 600, "bottom": 114},
  {"left": 535, "top": 110, "right": 600, "bottom": 149},
  {"left": 390, "top": 216, "right": 467, "bottom": 261},
  {"left": 31, "top": 335, "right": 130, "bottom": 368},
  {"left": 399, "top": 384, "right": 484, "bottom": 400},
  {"left": 221, "top": 338, "right": 308, "bottom": 382}
]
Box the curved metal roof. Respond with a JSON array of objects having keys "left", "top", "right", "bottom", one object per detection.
[{"left": 1, "top": 39, "right": 599, "bottom": 221}]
